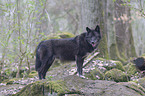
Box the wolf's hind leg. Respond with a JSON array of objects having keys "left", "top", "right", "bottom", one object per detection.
[
  {"left": 41, "top": 56, "right": 55, "bottom": 79},
  {"left": 38, "top": 71, "right": 42, "bottom": 79},
  {"left": 37, "top": 53, "right": 50, "bottom": 79}
]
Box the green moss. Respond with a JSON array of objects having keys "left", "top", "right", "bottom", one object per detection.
[
  {"left": 57, "top": 32, "right": 75, "bottom": 38},
  {"left": 42, "top": 33, "right": 60, "bottom": 41},
  {"left": 5, "top": 69, "right": 11, "bottom": 76},
  {"left": 129, "top": 80, "right": 138, "bottom": 84},
  {"left": 85, "top": 68, "right": 105, "bottom": 80},
  {"left": 110, "top": 44, "right": 119, "bottom": 60},
  {"left": 105, "top": 69, "right": 129, "bottom": 82},
  {"left": 47, "top": 35, "right": 60, "bottom": 40},
  {"left": 28, "top": 70, "right": 37, "bottom": 78},
  {"left": 13, "top": 79, "right": 81, "bottom": 96},
  {"left": 6, "top": 78, "right": 21, "bottom": 85},
  {"left": 142, "top": 54, "right": 145, "bottom": 56},
  {"left": 42, "top": 32, "right": 75, "bottom": 41},
  {"left": 13, "top": 81, "right": 48, "bottom": 96},
  {"left": 49, "top": 80, "right": 69, "bottom": 95},
  {"left": 124, "top": 63, "right": 138, "bottom": 76},
  {"left": 110, "top": 44, "right": 126, "bottom": 62},
  {"left": 113, "top": 61, "right": 125, "bottom": 71},
  {"left": 98, "top": 34, "right": 109, "bottom": 59},
  {"left": 124, "top": 82, "right": 145, "bottom": 95},
  {"left": 103, "top": 60, "right": 125, "bottom": 71},
  {"left": 96, "top": 57, "right": 105, "bottom": 61},
  {"left": 138, "top": 77, "right": 145, "bottom": 89},
  {"left": 142, "top": 56, "right": 145, "bottom": 59}
]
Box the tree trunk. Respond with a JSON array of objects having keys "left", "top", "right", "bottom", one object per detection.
[
  {"left": 81, "top": 0, "right": 136, "bottom": 61},
  {"left": 16, "top": 0, "right": 21, "bottom": 78},
  {"left": 114, "top": 0, "right": 136, "bottom": 60},
  {"left": 81, "top": 0, "right": 109, "bottom": 59},
  {"left": 106, "top": 0, "right": 125, "bottom": 61}
]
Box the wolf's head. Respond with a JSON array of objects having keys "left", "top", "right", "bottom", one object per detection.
[{"left": 86, "top": 25, "right": 101, "bottom": 48}]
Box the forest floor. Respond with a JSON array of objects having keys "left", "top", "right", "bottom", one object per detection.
[{"left": 0, "top": 57, "right": 145, "bottom": 96}]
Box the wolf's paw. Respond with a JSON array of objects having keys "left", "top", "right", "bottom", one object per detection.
[
  {"left": 76, "top": 73, "right": 86, "bottom": 79},
  {"left": 79, "top": 75, "right": 86, "bottom": 79}
]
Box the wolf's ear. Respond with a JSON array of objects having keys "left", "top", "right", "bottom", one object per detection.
[
  {"left": 86, "top": 27, "right": 91, "bottom": 32},
  {"left": 95, "top": 25, "right": 100, "bottom": 34}
]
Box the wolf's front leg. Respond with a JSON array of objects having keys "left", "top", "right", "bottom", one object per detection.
[{"left": 76, "top": 56, "right": 84, "bottom": 77}]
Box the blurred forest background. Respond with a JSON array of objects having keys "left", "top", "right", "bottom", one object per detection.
[{"left": 0, "top": 0, "right": 145, "bottom": 80}]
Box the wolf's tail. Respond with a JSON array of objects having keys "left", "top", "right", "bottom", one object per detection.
[
  {"left": 35, "top": 51, "right": 41, "bottom": 71},
  {"left": 35, "top": 43, "right": 42, "bottom": 71}
]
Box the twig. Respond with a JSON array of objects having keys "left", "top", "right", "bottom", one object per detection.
[{"left": 83, "top": 52, "right": 99, "bottom": 68}]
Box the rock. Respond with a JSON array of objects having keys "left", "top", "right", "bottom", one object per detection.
[
  {"left": 102, "top": 82, "right": 145, "bottom": 96},
  {"left": 105, "top": 69, "right": 129, "bottom": 82},
  {"left": 43, "top": 32, "right": 75, "bottom": 40},
  {"left": 124, "top": 63, "right": 138, "bottom": 76},
  {"left": 124, "top": 63, "right": 141, "bottom": 81},
  {"left": 133, "top": 57, "right": 145, "bottom": 71},
  {"left": 138, "top": 77, "right": 145, "bottom": 89},
  {"left": 58, "top": 32, "right": 75, "bottom": 38},
  {"left": 84, "top": 68, "right": 105, "bottom": 80},
  {"left": 103, "top": 60, "right": 125, "bottom": 71},
  {"left": 94, "top": 59, "right": 125, "bottom": 71},
  {"left": 0, "top": 77, "right": 39, "bottom": 96},
  {"left": 2, "top": 56, "right": 145, "bottom": 96},
  {"left": 12, "top": 75, "right": 145, "bottom": 96}
]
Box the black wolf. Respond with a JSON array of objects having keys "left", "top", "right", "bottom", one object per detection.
[{"left": 35, "top": 25, "right": 101, "bottom": 79}]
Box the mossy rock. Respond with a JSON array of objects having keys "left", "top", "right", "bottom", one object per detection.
[
  {"left": 12, "top": 81, "right": 48, "bottom": 96},
  {"left": 129, "top": 80, "right": 138, "bottom": 84},
  {"left": 113, "top": 61, "right": 125, "bottom": 71},
  {"left": 103, "top": 60, "right": 125, "bottom": 71},
  {"left": 28, "top": 70, "right": 38, "bottom": 78},
  {"left": 105, "top": 69, "right": 129, "bottom": 82},
  {"left": 118, "top": 82, "right": 145, "bottom": 96},
  {"left": 13, "top": 79, "right": 81, "bottom": 96},
  {"left": 9, "top": 75, "right": 145, "bottom": 96},
  {"left": 141, "top": 54, "right": 145, "bottom": 56},
  {"left": 42, "top": 32, "right": 75, "bottom": 41},
  {"left": 124, "top": 63, "right": 138, "bottom": 76},
  {"left": 48, "top": 80, "right": 70, "bottom": 95},
  {"left": 85, "top": 68, "right": 105, "bottom": 80},
  {"left": 138, "top": 77, "right": 145, "bottom": 89},
  {"left": 57, "top": 32, "right": 75, "bottom": 38}
]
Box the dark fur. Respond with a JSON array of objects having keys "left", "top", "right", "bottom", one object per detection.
[{"left": 35, "top": 25, "right": 101, "bottom": 79}]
